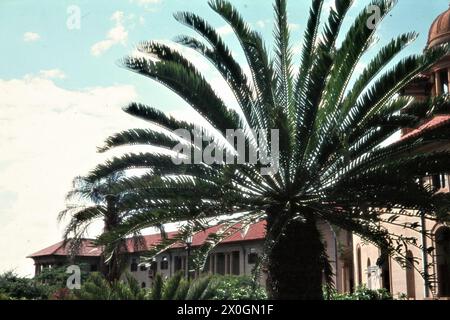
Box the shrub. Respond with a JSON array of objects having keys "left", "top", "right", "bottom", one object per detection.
[
  {"left": 0, "top": 271, "right": 48, "bottom": 300},
  {"left": 324, "top": 285, "right": 393, "bottom": 300},
  {"left": 208, "top": 275, "right": 267, "bottom": 300},
  {"left": 50, "top": 287, "right": 75, "bottom": 300},
  {"left": 0, "top": 292, "right": 11, "bottom": 300}
]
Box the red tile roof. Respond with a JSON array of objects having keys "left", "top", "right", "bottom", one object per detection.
[
  {"left": 27, "top": 239, "right": 102, "bottom": 258},
  {"left": 400, "top": 115, "right": 450, "bottom": 141},
  {"left": 28, "top": 221, "right": 266, "bottom": 259},
  {"left": 124, "top": 231, "right": 178, "bottom": 253},
  {"left": 171, "top": 220, "right": 266, "bottom": 249}
]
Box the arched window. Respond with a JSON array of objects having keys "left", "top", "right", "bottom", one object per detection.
[
  {"left": 379, "top": 251, "right": 391, "bottom": 293},
  {"left": 130, "top": 258, "right": 138, "bottom": 272},
  {"left": 367, "top": 258, "right": 372, "bottom": 289},
  {"left": 405, "top": 250, "right": 416, "bottom": 299},
  {"left": 436, "top": 226, "right": 450, "bottom": 297},
  {"left": 439, "top": 69, "right": 449, "bottom": 94},
  {"left": 141, "top": 282, "right": 146, "bottom": 288},
  {"left": 356, "top": 246, "right": 362, "bottom": 286}
]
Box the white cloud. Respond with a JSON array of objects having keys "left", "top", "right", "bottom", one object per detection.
[
  {"left": 36, "top": 69, "right": 66, "bottom": 80},
  {"left": 129, "top": 0, "right": 162, "bottom": 12},
  {"left": 0, "top": 74, "right": 139, "bottom": 276},
  {"left": 289, "top": 23, "right": 301, "bottom": 32},
  {"left": 254, "top": 19, "right": 271, "bottom": 29},
  {"left": 91, "top": 11, "right": 128, "bottom": 57},
  {"left": 217, "top": 25, "right": 233, "bottom": 36},
  {"left": 324, "top": 0, "right": 337, "bottom": 13},
  {"left": 131, "top": 0, "right": 161, "bottom": 4},
  {"left": 256, "top": 20, "right": 266, "bottom": 29},
  {"left": 23, "top": 32, "right": 40, "bottom": 42},
  {"left": 354, "top": 62, "right": 367, "bottom": 76}
]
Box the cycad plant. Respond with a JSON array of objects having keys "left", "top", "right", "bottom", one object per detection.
[
  {"left": 150, "top": 272, "right": 216, "bottom": 300},
  {"left": 75, "top": 272, "right": 146, "bottom": 300},
  {"left": 65, "top": 0, "right": 450, "bottom": 299}
]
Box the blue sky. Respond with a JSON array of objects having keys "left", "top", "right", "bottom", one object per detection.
[{"left": 0, "top": 0, "right": 448, "bottom": 276}]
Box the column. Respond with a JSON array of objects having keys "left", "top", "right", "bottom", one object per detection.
[
  {"left": 431, "top": 74, "right": 436, "bottom": 97},
  {"left": 225, "top": 254, "right": 230, "bottom": 275},
  {"left": 229, "top": 253, "right": 233, "bottom": 275},
  {"left": 447, "top": 68, "right": 450, "bottom": 93},
  {"left": 436, "top": 71, "right": 442, "bottom": 96}
]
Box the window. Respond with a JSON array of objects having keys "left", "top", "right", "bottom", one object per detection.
[
  {"left": 248, "top": 248, "right": 258, "bottom": 264},
  {"left": 356, "top": 246, "right": 362, "bottom": 286},
  {"left": 160, "top": 257, "right": 169, "bottom": 270},
  {"left": 379, "top": 252, "right": 391, "bottom": 293},
  {"left": 151, "top": 261, "right": 158, "bottom": 273},
  {"left": 232, "top": 251, "right": 240, "bottom": 275},
  {"left": 367, "top": 258, "right": 372, "bottom": 289},
  {"left": 433, "top": 175, "right": 442, "bottom": 189},
  {"left": 405, "top": 250, "right": 416, "bottom": 299},
  {"left": 432, "top": 174, "right": 447, "bottom": 190},
  {"left": 216, "top": 253, "right": 225, "bottom": 275},
  {"left": 174, "top": 256, "right": 184, "bottom": 272},
  {"left": 440, "top": 70, "right": 449, "bottom": 94},
  {"left": 90, "top": 264, "right": 98, "bottom": 272},
  {"left": 141, "top": 282, "right": 146, "bottom": 288},
  {"left": 436, "top": 226, "right": 450, "bottom": 297},
  {"left": 130, "top": 258, "right": 138, "bottom": 272}
]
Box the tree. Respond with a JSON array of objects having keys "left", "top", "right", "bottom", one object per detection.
[
  {"left": 0, "top": 271, "right": 48, "bottom": 300},
  {"left": 73, "top": 0, "right": 450, "bottom": 299},
  {"left": 59, "top": 173, "right": 145, "bottom": 282}
]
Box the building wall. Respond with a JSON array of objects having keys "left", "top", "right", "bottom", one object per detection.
[
  {"left": 318, "top": 221, "right": 354, "bottom": 293},
  {"left": 352, "top": 211, "right": 450, "bottom": 300},
  {"left": 122, "top": 224, "right": 353, "bottom": 293},
  {"left": 32, "top": 256, "right": 100, "bottom": 276},
  {"left": 121, "top": 240, "right": 267, "bottom": 289}
]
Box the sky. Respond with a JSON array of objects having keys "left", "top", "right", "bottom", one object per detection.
[{"left": 0, "top": 0, "right": 448, "bottom": 277}]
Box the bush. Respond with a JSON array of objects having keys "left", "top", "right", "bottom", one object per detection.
[
  {"left": 324, "top": 285, "right": 393, "bottom": 300},
  {"left": 71, "top": 272, "right": 266, "bottom": 300},
  {"left": 0, "top": 292, "right": 11, "bottom": 300},
  {"left": 0, "top": 271, "right": 48, "bottom": 300},
  {"left": 50, "top": 287, "right": 76, "bottom": 300},
  {"left": 208, "top": 275, "right": 267, "bottom": 300}
]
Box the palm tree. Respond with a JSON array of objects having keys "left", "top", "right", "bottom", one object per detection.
[
  {"left": 76, "top": 0, "right": 450, "bottom": 299},
  {"left": 59, "top": 173, "right": 144, "bottom": 282}
]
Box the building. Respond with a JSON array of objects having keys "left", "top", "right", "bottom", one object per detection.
[
  {"left": 353, "top": 6, "right": 450, "bottom": 300},
  {"left": 29, "top": 219, "right": 354, "bottom": 292}
]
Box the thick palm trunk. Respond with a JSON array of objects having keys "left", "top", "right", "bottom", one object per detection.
[
  {"left": 103, "top": 251, "right": 124, "bottom": 283},
  {"left": 266, "top": 215, "right": 326, "bottom": 300},
  {"left": 102, "top": 195, "right": 123, "bottom": 283}
]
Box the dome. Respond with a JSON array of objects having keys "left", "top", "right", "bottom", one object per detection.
[{"left": 428, "top": 6, "right": 450, "bottom": 48}]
